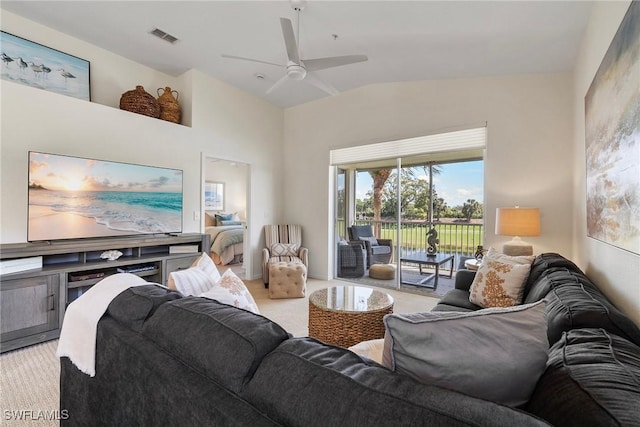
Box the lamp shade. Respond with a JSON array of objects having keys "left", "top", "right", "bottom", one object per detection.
[{"left": 495, "top": 207, "right": 540, "bottom": 237}]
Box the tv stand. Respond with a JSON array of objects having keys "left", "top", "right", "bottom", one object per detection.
[{"left": 0, "top": 233, "right": 210, "bottom": 353}]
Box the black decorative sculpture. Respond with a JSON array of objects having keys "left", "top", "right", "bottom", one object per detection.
[
  {"left": 426, "top": 226, "right": 439, "bottom": 255},
  {"left": 475, "top": 245, "right": 484, "bottom": 261}
]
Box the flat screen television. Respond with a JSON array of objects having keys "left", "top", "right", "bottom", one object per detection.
[{"left": 28, "top": 151, "right": 183, "bottom": 242}]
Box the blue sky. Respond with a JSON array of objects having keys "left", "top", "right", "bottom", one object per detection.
[{"left": 356, "top": 160, "right": 484, "bottom": 207}]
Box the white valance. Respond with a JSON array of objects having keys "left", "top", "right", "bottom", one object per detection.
[{"left": 330, "top": 126, "right": 486, "bottom": 166}]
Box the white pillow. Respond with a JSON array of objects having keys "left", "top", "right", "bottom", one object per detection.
[
  {"left": 167, "top": 253, "right": 220, "bottom": 295},
  {"left": 468, "top": 247, "right": 534, "bottom": 308},
  {"left": 200, "top": 269, "right": 260, "bottom": 314},
  {"left": 192, "top": 252, "right": 221, "bottom": 283},
  {"left": 169, "top": 267, "right": 216, "bottom": 296},
  {"left": 382, "top": 301, "right": 548, "bottom": 407},
  {"left": 348, "top": 338, "right": 384, "bottom": 364}
]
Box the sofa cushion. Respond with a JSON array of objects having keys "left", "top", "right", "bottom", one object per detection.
[
  {"left": 524, "top": 252, "right": 582, "bottom": 298},
  {"left": 141, "top": 298, "right": 289, "bottom": 394},
  {"left": 527, "top": 328, "right": 640, "bottom": 426},
  {"left": 382, "top": 301, "right": 548, "bottom": 407},
  {"left": 243, "top": 337, "right": 549, "bottom": 426},
  {"left": 436, "top": 289, "right": 482, "bottom": 311},
  {"left": 524, "top": 268, "right": 640, "bottom": 347},
  {"left": 107, "top": 284, "right": 182, "bottom": 331}
]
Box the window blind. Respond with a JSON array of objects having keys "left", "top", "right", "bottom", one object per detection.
[{"left": 330, "top": 126, "right": 486, "bottom": 166}]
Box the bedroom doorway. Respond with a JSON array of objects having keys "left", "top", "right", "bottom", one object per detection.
[{"left": 201, "top": 156, "right": 250, "bottom": 280}]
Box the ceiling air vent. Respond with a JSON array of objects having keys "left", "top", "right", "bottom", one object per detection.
[{"left": 150, "top": 28, "right": 178, "bottom": 44}]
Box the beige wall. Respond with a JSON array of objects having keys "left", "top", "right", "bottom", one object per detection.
[
  {"left": 284, "top": 74, "right": 574, "bottom": 281},
  {"left": 572, "top": 1, "right": 639, "bottom": 324},
  {"left": 0, "top": 11, "right": 284, "bottom": 279}
]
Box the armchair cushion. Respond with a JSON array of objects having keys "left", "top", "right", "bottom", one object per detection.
[{"left": 358, "top": 236, "right": 379, "bottom": 246}]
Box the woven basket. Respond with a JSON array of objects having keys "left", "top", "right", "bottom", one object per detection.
[
  {"left": 119, "top": 85, "right": 160, "bottom": 118},
  {"left": 157, "top": 87, "right": 181, "bottom": 124}
]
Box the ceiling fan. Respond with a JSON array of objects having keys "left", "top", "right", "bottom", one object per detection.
[{"left": 221, "top": 1, "right": 367, "bottom": 96}]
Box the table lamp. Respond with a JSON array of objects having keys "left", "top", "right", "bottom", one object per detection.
[{"left": 495, "top": 207, "right": 540, "bottom": 256}]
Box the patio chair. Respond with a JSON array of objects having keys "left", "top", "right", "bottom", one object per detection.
[
  {"left": 348, "top": 225, "right": 393, "bottom": 267},
  {"left": 337, "top": 241, "right": 366, "bottom": 278}
]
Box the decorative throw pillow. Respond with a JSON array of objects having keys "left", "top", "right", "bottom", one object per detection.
[
  {"left": 215, "top": 213, "right": 234, "bottom": 226},
  {"left": 382, "top": 300, "right": 548, "bottom": 407},
  {"left": 220, "top": 220, "right": 242, "bottom": 226},
  {"left": 358, "top": 236, "right": 379, "bottom": 246},
  {"left": 167, "top": 253, "right": 220, "bottom": 293},
  {"left": 200, "top": 269, "right": 260, "bottom": 314},
  {"left": 204, "top": 213, "right": 216, "bottom": 227},
  {"left": 168, "top": 267, "right": 216, "bottom": 296},
  {"left": 484, "top": 247, "right": 535, "bottom": 265},
  {"left": 270, "top": 243, "right": 299, "bottom": 257},
  {"left": 468, "top": 248, "right": 534, "bottom": 308}
]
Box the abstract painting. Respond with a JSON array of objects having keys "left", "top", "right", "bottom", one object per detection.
[
  {"left": 1, "top": 31, "right": 90, "bottom": 101},
  {"left": 585, "top": 2, "right": 640, "bottom": 255}
]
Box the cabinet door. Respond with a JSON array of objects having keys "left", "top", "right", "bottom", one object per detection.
[
  {"left": 163, "top": 255, "right": 200, "bottom": 285},
  {"left": 1, "top": 274, "right": 59, "bottom": 343}
]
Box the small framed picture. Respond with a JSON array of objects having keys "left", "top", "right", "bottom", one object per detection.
[
  {"left": 204, "top": 182, "right": 225, "bottom": 211},
  {"left": 1, "top": 31, "right": 91, "bottom": 101}
]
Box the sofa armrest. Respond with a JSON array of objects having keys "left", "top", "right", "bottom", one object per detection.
[{"left": 455, "top": 270, "right": 476, "bottom": 291}]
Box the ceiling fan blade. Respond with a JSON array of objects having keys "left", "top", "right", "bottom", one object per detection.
[
  {"left": 266, "top": 74, "right": 290, "bottom": 94},
  {"left": 304, "top": 73, "right": 339, "bottom": 96},
  {"left": 280, "top": 18, "right": 300, "bottom": 64},
  {"left": 304, "top": 55, "right": 368, "bottom": 72},
  {"left": 221, "top": 54, "right": 283, "bottom": 68}
]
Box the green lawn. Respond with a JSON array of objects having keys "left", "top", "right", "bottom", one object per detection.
[{"left": 378, "top": 223, "right": 484, "bottom": 254}]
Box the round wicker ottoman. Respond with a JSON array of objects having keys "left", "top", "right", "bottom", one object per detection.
[
  {"left": 369, "top": 263, "right": 396, "bottom": 280},
  {"left": 308, "top": 285, "right": 394, "bottom": 348}
]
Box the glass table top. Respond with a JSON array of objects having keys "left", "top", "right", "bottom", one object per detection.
[{"left": 309, "top": 285, "right": 393, "bottom": 313}]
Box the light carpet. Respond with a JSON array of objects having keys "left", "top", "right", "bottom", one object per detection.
[{"left": 0, "top": 278, "right": 439, "bottom": 426}]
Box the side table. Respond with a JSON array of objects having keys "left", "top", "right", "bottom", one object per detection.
[{"left": 308, "top": 285, "right": 394, "bottom": 348}]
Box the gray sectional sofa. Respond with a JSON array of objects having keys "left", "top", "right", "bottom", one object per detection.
[{"left": 60, "top": 253, "right": 640, "bottom": 426}]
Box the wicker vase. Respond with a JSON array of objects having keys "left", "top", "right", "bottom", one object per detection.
[
  {"left": 156, "top": 87, "right": 181, "bottom": 124},
  {"left": 119, "top": 85, "right": 160, "bottom": 118}
]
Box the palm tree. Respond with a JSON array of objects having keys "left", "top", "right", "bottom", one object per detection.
[{"left": 369, "top": 169, "right": 392, "bottom": 235}]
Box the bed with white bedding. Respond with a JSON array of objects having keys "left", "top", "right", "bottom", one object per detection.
[{"left": 205, "top": 224, "right": 244, "bottom": 265}]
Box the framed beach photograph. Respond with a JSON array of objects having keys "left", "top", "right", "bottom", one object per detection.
[
  {"left": 1, "top": 31, "right": 90, "bottom": 101},
  {"left": 205, "top": 182, "right": 225, "bottom": 211}
]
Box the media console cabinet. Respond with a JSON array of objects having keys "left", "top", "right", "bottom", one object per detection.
[{"left": 0, "top": 233, "right": 210, "bottom": 353}]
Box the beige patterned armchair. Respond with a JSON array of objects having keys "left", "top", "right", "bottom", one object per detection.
[{"left": 262, "top": 225, "right": 308, "bottom": 286}]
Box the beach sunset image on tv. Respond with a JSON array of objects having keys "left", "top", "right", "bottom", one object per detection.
[{"left": 28, "top": 152, "right": 183, "bottom": 241}]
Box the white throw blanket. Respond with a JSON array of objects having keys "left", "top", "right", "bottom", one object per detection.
[{"left": 56, "top": 273, "right": 147, "bottom": 377}]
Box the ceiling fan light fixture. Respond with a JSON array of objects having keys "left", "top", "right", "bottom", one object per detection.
[{"left": 286, "top": 63, "right": 307, "bottom": 80}]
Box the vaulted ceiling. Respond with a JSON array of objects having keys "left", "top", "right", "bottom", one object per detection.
[{"left": 1, "top": 1, "right": 593, "bottom": 108}]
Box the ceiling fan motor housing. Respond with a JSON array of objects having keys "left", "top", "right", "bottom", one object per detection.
[{"left": 286, "top": 62, "right": 307, "bottom": 80}]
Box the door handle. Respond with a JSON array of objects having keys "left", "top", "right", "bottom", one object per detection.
[{"left": 48, "top": 294, "right": 55, "bottom": 311}]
